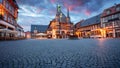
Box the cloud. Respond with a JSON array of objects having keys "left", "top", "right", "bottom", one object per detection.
[
  {"left": 15, "top": 0, "right": 120, "bottom": 31},
  {"left": 50, "top": 0, "right": 56, "bottom": 4},
  {"left": 84, "top": 9, "right": 91, "bottom": 16}
]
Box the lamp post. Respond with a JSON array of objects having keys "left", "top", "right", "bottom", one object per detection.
[
  {"left": 4, "top": 28, "right": 7, "bottom": 40},
  {"left": 112, "top": 21, "right": 116, "bottom": 38}
]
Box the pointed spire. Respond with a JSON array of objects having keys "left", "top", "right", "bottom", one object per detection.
[
  {"left": 58, "top": 5, "right": 61, "bottom": 12},
  {"left": 56, "top": 4, "right": 58, "bottom": 16},
  {"left": 67, "top": 7, "right": 71, "bottom": 23},
  {"left": 67, "top": 7, "right": 70, "bottom": 18}
]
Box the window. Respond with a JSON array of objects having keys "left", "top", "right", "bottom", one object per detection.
[
  {"left": 4, "top": 13, "right": 7, "bottom": 21},
  {"left": 102, "top": 18, "right": 104, "bottom": 22},
  {"left": 103, "top": 17, "right": 108, "bottom": 22},
  {"left": 106, "top": 10, "right": 111, "bottom": 15},
  {"left": 108, "top": 16, "right": 112, "bottom": 20},
  {"left": 56, "top": 31, "right": 59, "bottom": 34},
  {"left": 114, "top": 14, "right": 118, "bottom": 18},
  {"left": 11, "top": 7, "right": 14, "bottom": 15},
  {"left": 8, "top": 16, "right": 10, "bottom": 23},
  {"left": 0, "top": 8, "right": 2, "bottom": 15},
  {"left": 5, "top": 1, "right": 9, "bottom": 9},
  {"left": 116, "top": 7, "right": 120, "bottom": 11},
  {"left": 112, "top": 15, "right": 114, "bottom": 19}
]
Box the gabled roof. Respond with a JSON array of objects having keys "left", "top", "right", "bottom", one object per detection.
[
  {"left": 31, "top": 25, "right": 48, "bottom": 33},
  {"left": 74, "top": 20, "right": 84, "bottom": 28},
  {"left": 81, "top": 14, "right": 101, "bottom": 27},
  {"left": 101, "top": 3, "right": 120, "bottom": 17},
  {"left": 54, "top": 11, "right": 67, "bottom": 23},
  {"left": 59, "top": 12, "right": 67, "bottom": 23}
]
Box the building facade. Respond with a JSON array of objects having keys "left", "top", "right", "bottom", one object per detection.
[
  {"left": 47, "top": 5, "right": 73, "bottom": 39},
  {"left": 31, "top": 25, "right": 48, "bottom": 39},
  {"left": 0, "top": 0, "right": 24, "bottom": 40},
  {"left": 101, "top": 4, "right": 120, "bottom": 38},
  {"left": 16, "top": 24, "right": 25, "bottom": 39},
  {"left": 75, "top": 14, "right": 104, "bottom": 38},
  {"left": 25, "top": 31, "right": 31, "bottom": 39}
]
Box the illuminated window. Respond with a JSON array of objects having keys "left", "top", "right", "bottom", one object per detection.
[
  {"left": 0, "top": 8, "right": 1, "bottom": 14},
  {"left": 108, "top": 16, "right": 112, "bottom": 20},
  {"left": 57, "top": 31, "right": 60, "bottom": 33},
  {"left": 0, "top": 8, "right": 4, "bottom": 16}
]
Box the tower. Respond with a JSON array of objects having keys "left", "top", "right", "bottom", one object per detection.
[
  {"left": 55, "top": 4, "right": 61, "bottom": 22},
  {"left": 67, "top": 8, "right": 70, "bottom": 23},
  {"left": 67, "top": 8, "right": 70, "bottom": 18}
]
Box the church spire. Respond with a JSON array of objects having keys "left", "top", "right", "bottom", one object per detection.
[
  {"left": 56, "top": 4, "right": 61, "bottom": 16},
  {"left": 67, "top": 7, "right": 70, "bottom": 23},
  {"left": 67, "top": 7, "right": 70, "bottom": 18},
  {"left": 57, "top": 5, "right": 61, "bottom": 12},
  {"left": 55, "top": 4, "right": 61, "bottom": 22}
]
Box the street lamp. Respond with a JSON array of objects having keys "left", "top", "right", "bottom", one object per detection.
[
  {"left": 3, "top": 28, "right": 7, "bottom": 40},
  {"left": 112, "top": 21, "right": 116, "bottom": 38}
]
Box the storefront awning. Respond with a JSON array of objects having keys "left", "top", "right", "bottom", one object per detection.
[{"left": 36, "top": 33, "right": 47, "bottom": 36}]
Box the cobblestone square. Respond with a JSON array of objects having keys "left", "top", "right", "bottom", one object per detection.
[{"left": 0, "top": 39, "right": 120, "bottom": 68}]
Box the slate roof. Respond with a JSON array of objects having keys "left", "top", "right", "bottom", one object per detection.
[
  {"left": 81, "top": 14, "right": 101, "bottom": 27},
  {"left": 56, "top": 11, "right": 67, "bottom": 23},
  {"left": 31, "top": 25, "right": 48, "bottom": 33}
]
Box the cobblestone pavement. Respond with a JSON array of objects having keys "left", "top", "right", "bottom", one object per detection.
[{"left": 0, "top": 39, "right": 120, "bottom": 68}]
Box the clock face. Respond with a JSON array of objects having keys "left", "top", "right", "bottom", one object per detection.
[{"left": 58, "top": 5, "right": 61, "bottom": 12}]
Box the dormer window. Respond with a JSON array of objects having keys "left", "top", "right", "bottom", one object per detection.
[
  {"left": 106, "top": 10, "right": 111, "bottom": 15},
  {"left": 116, "top": 6, "right": 120, "bottom": 11}
]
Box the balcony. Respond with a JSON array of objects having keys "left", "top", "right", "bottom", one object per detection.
[
  {"left": 0, "top": 28, "right": 17, "bottom": 34},
  {"left": 0, "top": 20, "right": 15, "bottom": 29}
]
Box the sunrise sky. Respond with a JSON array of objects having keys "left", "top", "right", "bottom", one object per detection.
[{"left": 16, "top": 0, "right": 120, "bottom": 31}]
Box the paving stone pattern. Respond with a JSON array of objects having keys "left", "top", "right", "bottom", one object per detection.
[{"left": 0, "top": 39, "right": 120, "bottom": 68}]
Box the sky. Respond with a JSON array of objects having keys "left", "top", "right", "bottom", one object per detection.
[{"left": 16, "top": 0, "right": 120, "bottom": 31}]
